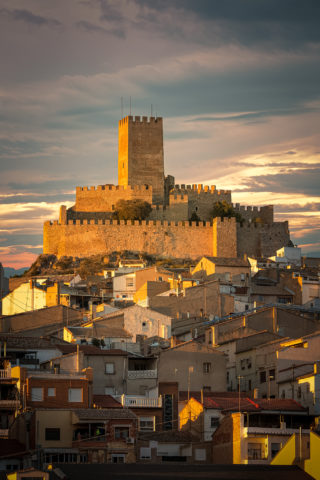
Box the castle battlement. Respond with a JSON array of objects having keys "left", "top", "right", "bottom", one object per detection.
[
  {"left": 119, "top": 115, "right": 162, "bottom": 126},
  {"left": 44, "top": 114, "right": 290, "bottom": 261},
  {"left": 233, "top": 204, "right": 273, "bottom": 213},
  {"left": 76, "top": 184, "right": 152, "bottom": 193},
  {"left": 46, "top": 218, "right": 235, "bottom": 228},
  {"left": 171, "top": 184, "right": 231, "bottom": 195}
]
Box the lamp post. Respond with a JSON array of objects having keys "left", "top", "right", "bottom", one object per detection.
[
  {"left": 268, "top": 375, "right": 274, "bottom": 400},
  {"left": 188, "top": 366, "right": 194, "bottom": 401},
  {"left": 238, "top": 376, "right": 243, "bottom": 412}
]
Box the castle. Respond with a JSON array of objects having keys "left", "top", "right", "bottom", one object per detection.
[{"left": 43, "top": 115, "right": 290, "bottom": 259}]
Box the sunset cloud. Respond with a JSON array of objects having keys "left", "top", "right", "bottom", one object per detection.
[{"left": 1, "top": 0, "right": 320, "bottom": 267}]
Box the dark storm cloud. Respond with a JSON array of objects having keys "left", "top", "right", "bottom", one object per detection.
[
  {"left": 237, "top": 168, "right": 320, "bottom": 195},
  {"left": 75, "top": 20, "right": 124, "bottom": 38},
  {"left": 0, "top": 8, "right": 62, "bottom": 29},
  {"left": 135, "top": 0, "right": 320, "bottom": 48}
]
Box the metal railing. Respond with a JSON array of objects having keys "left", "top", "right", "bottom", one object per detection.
[
  {"left": 117, "top": 395, "right": 162, "bottom": 407},
  {"left": 0, "top": 368, "right": 11, "bottom": 379},
  {"left": 127, "top": 369, "right": 157, "bottom": 379}
]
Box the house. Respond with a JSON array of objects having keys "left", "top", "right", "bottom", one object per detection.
[
  {"left": 41, "top": 347, "right": 129, "bottom": 396},
  {"left": 136, "top": 430, "right": 210, "bottom": 464},
  {"left": 0, "top": 304, "right": 83, "bottom": 335},
  {"left": 84, "top": 304, "right": 173, "bottom": 341},
  {"left": 269, "top": 246, "right": 302, "bottom": 268},
  {"left": 0, "top": 439, "right": 28, "bottom": 473},
  {"left": 158, "top": 340, "right": 227, "bottom": 393},
  {"left": 212, "top": 399, "right": 312, "bottom": 464},
  {"left": 2, "top": 280, "right": 47, "bottom": 315},
  {"left": 148, "top": 279, "right": 234, "bottom": 319},
  {"left": 12, "top": 365, "right": 93, "bottom": 409},
  {"left": 10, "top": 407, "right": 138, "bottom": 465},
  {"left": 0, "top": 359, "right": 20, "bottom": 438},
  {"left": 63, "top": 325, "right": 132, "bottom": 347},
  {"left": 192, "top": 256, "right": 251, "bottom": 283}
]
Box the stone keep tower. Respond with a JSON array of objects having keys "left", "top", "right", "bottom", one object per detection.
[{"left": 118, "top": 115, "right": 165, "bottom": 205}]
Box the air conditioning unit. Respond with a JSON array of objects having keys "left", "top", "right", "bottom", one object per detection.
[{"left": 126, "top": 437, "right": 134, "bottom": 444}]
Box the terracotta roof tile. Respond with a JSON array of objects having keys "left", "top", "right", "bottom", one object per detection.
[{"left": 93, "top": 395, "right": 122, "bottom": 408}]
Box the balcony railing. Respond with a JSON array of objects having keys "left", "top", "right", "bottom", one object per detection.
[
  {"left": 127, "top": 369, "right": 157, "bottom": 379},
  {"left": 116, "top": 395, "right": 162, "bottom": 408},
  {"left": 0, "top": 429, "right": 9, "bottom": 438},
  {"left": 0, "top": 368, "right": 11, "bottom": 379},
  {"left": 0, "top": 400, "right": 20, "bottom": 409}
]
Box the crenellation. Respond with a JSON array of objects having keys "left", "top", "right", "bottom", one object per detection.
[{"left": 44, "top": 115, "right": 290, "bottom": 260}]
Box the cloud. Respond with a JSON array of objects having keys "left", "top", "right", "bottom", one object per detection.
[
  {"left": 238, "top": 168, "right": 320, "bottom": 195},
  {"left": 75, "top": 20, "right": 124, "bottom": 38},
  {"left": 0, "top": 8, "right": 62, "bottom": 29}
]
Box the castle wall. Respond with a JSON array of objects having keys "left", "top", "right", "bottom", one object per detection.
[
  {"left": 73, "top": 184, "right": 153, "bottom": 213},
  {"left": 118, "top": 116, "right": 164, "bottom": 204},
  {"left": 236, "top": 221, "right": 290, "bottom": 258},
  {"left": 43, "top": 218, "right": 237, "bottom": 260},
  {"left": 170, "top": 184, "right": 232, "bottom": 221},
  {"left": 233, "top": 204, "right": 274, "bottom": 224}
]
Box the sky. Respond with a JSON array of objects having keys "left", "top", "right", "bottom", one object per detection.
[{"left": 0, "top": 0, "right": 319, "bottom": 268}]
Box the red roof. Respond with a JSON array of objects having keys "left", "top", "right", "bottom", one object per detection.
[
  {"left": 180, "top": 391, "right": 307, "bottom": 413},
  {"left": 93, "top": 395, "right": 123, "bottom": 408}
]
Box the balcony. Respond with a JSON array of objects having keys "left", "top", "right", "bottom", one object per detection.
[
  {"left": 0, "top": 429, "right": 9, "bottom": 438},
  {"left": 0, "top": 399, "right": 20, "bottom": 409},
  {"left": 0, "top": 368, "right": 11, "bottom": 379},
  {"left": 243, "top": 426, "right": 310, "bottom": 436},
  {"left": 127, "top": 369, "right": 157, "bottom": 379},
  {"left": 116, "top": 395, "right": 162, "bottom": 408}
]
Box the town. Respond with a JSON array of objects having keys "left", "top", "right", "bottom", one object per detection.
[{"left": 0, "top": 115, "right": 319, "bottom": 480}]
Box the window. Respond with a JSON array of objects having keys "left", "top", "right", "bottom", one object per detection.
[
  {"left": 281, "top": 390, "right": 285, "bottom": 399},
  {"left": 260, "top": 371, "right": 266, "bottom": 384},
  {"left": 269, "top": 369, "right": 275, "bottom": 378},
  {"left": 31, "top": 387, "right": 43, "bottom": 402},
  {"left": 203, "top": 386, "right": 211, "bottom": 392},
  {"left": 105, "top": 363, "right": 115, "bottom": 374},
  {"left": 126, "top": 277, "right": 134, "bottom": 288},
  {"left": 68, "top": 388, "right": 83, "bottom": 402},
  {"left": 139, "top": 416, "right": 155, "bottom": 432},
  {"left": 297, "top": 386, "right": 302, "bottom": 398},
  {"left": 47, "top": 388, "right": 56, "bottom": 397},
  {"left": 248, "top": 379, "right": 252, "bottom": 391},
  {"left": 271, "top": 443, "right": 281, "bottom": 458},
  {"left": 112, "top": 454, "right": 125, "bottom": 463},
  {"left": 105, "top": 386, "right": 115, "bottom": 395},
  {"left": 248, "top": 443, "right": 262, "bottom": 460},
  {"left": 114, "top": 426, "right": 130, "bottom": 439},
  {"left": 203, "top": 362, "right": 211, "bottom": 374},
  {"left": 195, "top": 449, "right": 206, "bottom": 461},
  {"left": 45, "top": 428, "right": 60, "bottom": 441},
  {"left": 210, "top": 416, "right": 220, "bottom": 428},
  {"left": 140, "top": 447, "right": 151, "bottom": 460}
]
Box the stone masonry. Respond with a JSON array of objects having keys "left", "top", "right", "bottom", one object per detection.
[{"left": 43, "top": 115, "right": 290, "bottom": 259}]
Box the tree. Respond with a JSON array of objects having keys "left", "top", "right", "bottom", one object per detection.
[
  {"left": 189, "top": 211, "right": 201, "bottom": 222},
  {"left": 210, "top": 201, "right": 243, "bottom": 222},
  {"left": 112, "top": 199, "right": 152, "bottom": 221}
]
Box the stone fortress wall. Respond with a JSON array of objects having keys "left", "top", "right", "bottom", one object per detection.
[{"left": 43, "top": 114, "right": 291, "bottom": 260}]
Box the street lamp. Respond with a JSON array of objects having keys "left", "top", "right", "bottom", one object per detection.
[
  {"left": 268, "top": 375, "right": 274, "bottom": 400},
  {"left": 238, "top": 376, "right": 243, "bottom": 412}
]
